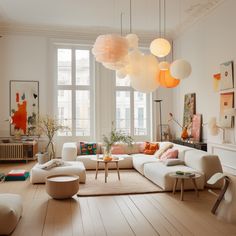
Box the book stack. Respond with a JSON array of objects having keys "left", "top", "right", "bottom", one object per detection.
[{"left": 5, "top": 169, "right": 30, "bottom": 181}]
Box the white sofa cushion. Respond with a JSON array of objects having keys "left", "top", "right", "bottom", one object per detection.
[
  {"left": 62, "top": 142, "right": 77, "bottom": 161},
  {"left": 76, "top": 154, "right": 133, "bottom": 170},
  {"left": 132, "top": 154, "right": 160, "bottom": 175},
  {"left": 184, "top": 149, "right": 223, "bottom": 188},
  {"left": 172, "top": 144, "right": 193, "bottom": 160},
  {"left": 144, "top": 162, "right": 205, "bottom": 191},
  {"left": 0, "top": 194, "right": 23, "bottom": 235},
  {"left": 30, "top": 160, "right": 86, "bottom": 184}
]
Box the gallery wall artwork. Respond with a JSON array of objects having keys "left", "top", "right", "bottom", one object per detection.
[
  {"left": 220, "top": 61, "right": 234, "bottom": 90},
  {"left": 10, "top": 80, "right": 39, "bottom": 135},
  {"left": 219, "top": 92, "right": 234, "bottom": 128},
  {"left": 183, "top": 93, "right": 196, "bottom": 130},
  {"left": 191, "top": 114, "right": 202, "bottom": 142},
  {"left": 213, "top": 73, "right": 221, "bottom": 92}
]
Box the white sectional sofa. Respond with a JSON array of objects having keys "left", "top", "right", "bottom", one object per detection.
[{"left": 61, "top": 142, "right": 223, "bottom": 191}]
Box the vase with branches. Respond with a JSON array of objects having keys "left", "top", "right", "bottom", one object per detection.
[
  {"left": 102, "top": 129, "right": 133, "bottom": 159},
  {"left": 36, "top": 116, "right": 68, "bottom": 159}
]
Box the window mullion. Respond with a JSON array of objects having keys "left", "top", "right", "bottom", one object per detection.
[{"left": 72, "top": 48, "right": 76, "bottom": 137}]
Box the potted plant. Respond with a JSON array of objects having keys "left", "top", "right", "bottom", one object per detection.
[
  {"left": 36, "top": 115, "right": 68, "bottom": 161},
  {"left": 102, "top": 129, "right": 133, "bottom": 161}
]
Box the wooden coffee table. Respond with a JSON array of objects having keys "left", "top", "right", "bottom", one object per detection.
[
  {"left": 92, "top": 157, "right": 124, "bottom": 183},
  {"left": 169, "top": 172, "right": 201, "bottom": 201}
]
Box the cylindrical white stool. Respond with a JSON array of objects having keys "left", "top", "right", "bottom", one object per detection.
[{"left": 46, "top": 175, "right": 79, "bottom": 199}]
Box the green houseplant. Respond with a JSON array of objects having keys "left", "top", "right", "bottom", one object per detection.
[{"left": 102, "top": 129, "right": 133, "bottom": 158}]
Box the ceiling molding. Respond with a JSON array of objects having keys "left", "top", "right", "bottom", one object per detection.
[{"left": 172, "top": 0, "right": 226, "bottom": 39}]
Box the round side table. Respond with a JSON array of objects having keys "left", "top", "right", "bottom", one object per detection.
[{"left": 169, "top": 172, "right": 202, "bottom": 201}]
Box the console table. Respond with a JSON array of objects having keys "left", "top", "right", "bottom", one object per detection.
[
  {"left": 173, "top": 139, "right": 207, "bottom": 151},
  {"left": 0, "top": 141, "right": 38, "bottom": 161}
]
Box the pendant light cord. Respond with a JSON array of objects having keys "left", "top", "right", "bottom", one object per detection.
[
  {"left": 164, "top": 0, "right": 166, "bottom": 38},
  {"left": 120, "top": 12, "right": 123, "bottom": 36},
  {"left": 159, "top": 0, "right": 161, "bottom": 37},
  {"left": 129, "top": 0, "right": 132, "bottom": 33}
]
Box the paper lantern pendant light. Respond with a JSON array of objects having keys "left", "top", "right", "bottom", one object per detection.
[
  {"left": 159, "top": 61, "right": 170, "bottom": 71},
  {"left": 150, "top": 38, "right": 171, "bottom": 58},
  {"left": 170, "top": 59, "right": 192, "bottom": 79},
  {"left": 92, "top": 34, "right": 129, "bottom": 63},
  {"left": 157, "top": 69, "right": 180, "bottom": 88}
]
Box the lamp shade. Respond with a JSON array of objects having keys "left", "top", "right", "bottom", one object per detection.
[
  {"left": 150, "top": 38, "right": 171, "bottom": 58},
  {"left": 157, "top": 69, "right": 180, "bottom": 88},
  {"left": 92, "top": 34, "right": 128, "bottom": 63},
  {"left": 159, "top": 61, "right": 170, "bottom": 71},
  {"left": 170, "top": 59, "right": 192, "bottom": 79},
  {"left": 129, "top": 52, "right": 160, "bottom": 93},
  {"left": 126, "top": 34, "right": 139, "bottom": 49}
]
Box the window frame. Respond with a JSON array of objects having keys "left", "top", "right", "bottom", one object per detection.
[
  {"left": 115, "top": 78, "right": 151, "bottom": 140},
  {"left": 55, "top": 44, "right": 95, "bottom": 138}
]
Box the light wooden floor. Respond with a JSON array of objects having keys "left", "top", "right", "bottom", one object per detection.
[{"left": 1, "top": 162, "right": 236, "bottom": 236}]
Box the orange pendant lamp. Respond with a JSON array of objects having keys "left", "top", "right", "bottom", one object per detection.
[{"left": 157, "top": 69, "right": 180, "bottom": 88}]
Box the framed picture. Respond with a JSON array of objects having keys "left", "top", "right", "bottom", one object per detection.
[
  {"left": 191, "top": 114, "right": 202, "bottom": 142},
  {"left": 10, "top": 80, "right": 39, "bottom": 136},
  {"left": 219, "top": 92, "right": 234, "bottom": 128},
  {"left": 220, "top": 61, "right": 234, "bottom": 90},
  {"left": 183, "top": 93, "right": 196, "bottom": 130}
]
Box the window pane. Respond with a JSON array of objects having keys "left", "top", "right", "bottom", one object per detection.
[
  {"left": 57, "top": 90, "right": 72, "bottom": 136},
  {"left": 76, "top": 50, "right": 90, "bottom": 85},
  {"left": 57, "top": 49, "right": 72, "bottom": 85},
  {"left": 116, "top": 76, "right": 130, "bottom": 87},
  {"left": 76, "top": 90, "right": 90, "bottom": 136},
  {"left": 134, "top": 92, "right": 147, "bottom": 135},
  {"left": 116, "top": 91, "right": 130, "bottom": 134}
]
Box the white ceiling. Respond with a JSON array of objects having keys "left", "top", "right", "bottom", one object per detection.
[{"left": 0, "top": 0, "right": 224, "bottom": 37}]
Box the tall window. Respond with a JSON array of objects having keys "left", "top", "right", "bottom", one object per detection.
[
  {"left": 56, "top": 47, "right": 93, "bottom": 137},
  {"left": 115, "top": 76, "right": 150, "bottom": 138}
]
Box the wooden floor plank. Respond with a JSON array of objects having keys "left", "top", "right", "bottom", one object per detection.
[
  {"left": 114, "top": 195, "right": 159, "bottom": 236},
  {"left": 130, "top": 194, "right": 177, "bottom": 236}
]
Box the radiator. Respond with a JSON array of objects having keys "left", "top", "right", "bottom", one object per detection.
[{"left": 0, "top": 143, "right": 24, "bottom": 160}]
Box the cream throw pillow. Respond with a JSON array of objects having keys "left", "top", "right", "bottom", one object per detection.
[
  {"left": 39, "top": 159, "right": 64, "bottom": 170},
  {"left": 154, "top": 143, "right": 174, "bottom": 159}
]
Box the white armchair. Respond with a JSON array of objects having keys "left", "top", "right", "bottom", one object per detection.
[{"left": 62, "top": 142, "right": 77, "bottom": 161}]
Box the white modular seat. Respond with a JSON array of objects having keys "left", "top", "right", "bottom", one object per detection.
[
  {"left": 144, "top": 162, "right": 205, "bottom": 191},
  {"left": 30, "top": 160, "right": 86, "bottom": 184}
]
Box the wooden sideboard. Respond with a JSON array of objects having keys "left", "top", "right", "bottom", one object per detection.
[
  {"left": 173, "top": 139, "right": 207, "bottom": 151},
  {"left": 0, "top": 141, "right": 38, "bottom": 161}
]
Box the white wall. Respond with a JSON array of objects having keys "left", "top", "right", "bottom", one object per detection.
[
  {"left": 0, "top": 32, "right": 173, "bottom": 155},
  {"left": 173, "top": 0, "right": 236, "bottom": 143}
]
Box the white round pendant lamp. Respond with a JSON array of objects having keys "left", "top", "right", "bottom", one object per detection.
[
  {"left": 150, "top": 38, "right": 171, "bottom": 58},
  {"left": 170, "top": 59, "right": 192, "bottom": 79}
]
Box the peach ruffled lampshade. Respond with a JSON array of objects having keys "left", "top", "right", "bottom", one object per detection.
[
  {"left": 157, "top": 69, "right": 180, "bottom": 88},
  {"left": 92, "top": 34, "right": 129, "bottom": 64}
]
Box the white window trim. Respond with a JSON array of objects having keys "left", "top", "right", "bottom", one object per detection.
[{"left": 54, "top": 44, "right": 95, "bottom": 139}]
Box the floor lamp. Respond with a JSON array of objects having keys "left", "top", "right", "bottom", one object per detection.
[{"left": 154, "top": 99, "right": 163, "bottom": 141}]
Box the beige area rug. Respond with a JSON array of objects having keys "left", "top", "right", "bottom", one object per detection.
[{"left": 77, "top": 169, "right": 164, "bottom": 197}]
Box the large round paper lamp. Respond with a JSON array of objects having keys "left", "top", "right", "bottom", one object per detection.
[
  {"left": 126, "top": 34, "right": 139, "bottom": 49},
  {"left": 92, "top": 34, "right": 128, "bottom": 63},
  {"left": 130, "top": 53, "right": 160, "bottom": 93},
  {"left": 157, "top": 69, "right": 180, "bottom": 88},
  {"left": 170, "top": 59, "right": 192, "bottom": 79},
  {"left": 159, "top": 61, "right": 170, "bottom": 71},
  {"left": 150, "top": 38, "right": 171, "bottom": 58}
]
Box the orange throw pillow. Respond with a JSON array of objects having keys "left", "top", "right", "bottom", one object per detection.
[{"left": 143, "top": 142, "right": 159, "bottom": 155}]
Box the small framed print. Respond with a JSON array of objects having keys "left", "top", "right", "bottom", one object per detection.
[{"left": 220, "top": 61, "right": 234, "bottom": 90}]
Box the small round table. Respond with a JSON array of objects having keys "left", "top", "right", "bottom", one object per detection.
[
  {"left": 46, "top": 175, "right": 79, "bottom": 199},
  {"left": 92, "top": 157, "right": 124, "bottom": 183},
  {"left": 169, "top": 172, "right": 201, "bottom": 201}
]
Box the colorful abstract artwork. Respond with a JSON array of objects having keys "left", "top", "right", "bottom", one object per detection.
[
  {"left": 10, "top": 81, "right": 39, "bottom": 135},
  {"left": 220, "top": 92, "right": 234, "bottom": 128},
  {"left": 220, "top": 61, "right": 234, "bottom": 91},
  {"left": 191, "top": 114, "right": 202, "bottom": 142},
  {"left": 213, "top": 73, "right": 221, "bottom": 92},
  {"left": 183, "top": 93, "right": 196, "bottom": 131}
]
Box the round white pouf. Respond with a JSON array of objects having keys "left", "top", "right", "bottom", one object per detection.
[
  {"left": 0, "top": 193, "right": 23, "bottom": 235},
  {"left": 46, "top": 175, "right": 79, "bottom": 199}
]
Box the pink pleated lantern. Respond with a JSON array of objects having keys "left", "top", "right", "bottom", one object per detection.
[{"left": 92, "top": 34, "right": 129, "bottom": 63}]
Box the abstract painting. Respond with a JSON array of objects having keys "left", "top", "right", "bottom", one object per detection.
[
  {"left": 10, "top": 80, "right": 39, "bottom": 135},
  {"left": 220, "top": 92, "right": 234, "bottom": 128},
  {"left": 183, "top": 93, "right": 196, "bottom": 131},
  {"left": 191, "top": 114, "right": 202, "bottom": 142},
  {"left": 220, "top": 61, "right": 234, "bottom": 90}
]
